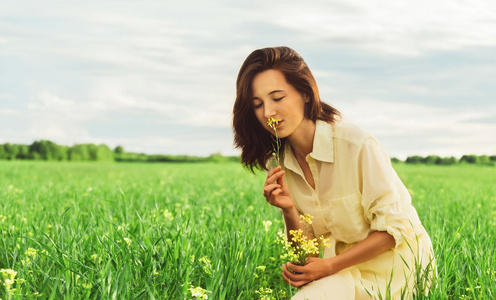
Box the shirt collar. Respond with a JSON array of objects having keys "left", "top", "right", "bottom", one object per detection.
[
  {"left": 310, "top": 120, "right": 334, "bottom": 163},
  {"left": 282, "top": 120, "right": 334, "bottom": 172}
]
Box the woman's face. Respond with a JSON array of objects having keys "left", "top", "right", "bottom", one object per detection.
[{"left": 251, "top": 69, "right": 309, "bottom": 138}]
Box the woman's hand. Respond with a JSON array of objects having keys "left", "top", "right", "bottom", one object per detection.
[
  {"left": 281, "top": 258, "right": 334, "bottom": 287},
  {"left": 263, "top": 166, "right": 293, "bottom": 211},
  {"left": 281, "top": 232, "right": 396, "bottom": 287}
]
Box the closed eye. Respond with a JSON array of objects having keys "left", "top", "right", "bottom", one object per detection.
[
  {"left": 273, "top": 97, "right": 284, "bottom": 101},
  {"left": 253, "top": 102, "right": 263, "bottom": 109}
]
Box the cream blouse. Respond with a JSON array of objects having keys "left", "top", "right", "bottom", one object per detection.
[{"left": 279, "top": 120, "right": 424, "bottom": 246}]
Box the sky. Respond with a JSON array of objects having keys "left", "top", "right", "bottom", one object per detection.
[{"left": 1, "top": 0, "right": 495, "bottom": 159}]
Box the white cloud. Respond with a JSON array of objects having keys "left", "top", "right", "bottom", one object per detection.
[
  {"left": 28, "top": 91, "right": 101, "bottom": 122},
  {"left": 0, "top": 109, "right": 20, "bottom": 115},
  {"left": 0, "top": 93, "right": 15, "bottom": 99},
  {"left": 27, "top": 123, "right": 92, "bottom": 142},
  {"left": 336, "top": 98, "right": 496, "bottom": 158},
  {"left": 262, "top": 0, "right": 496, "bottom": 56}
]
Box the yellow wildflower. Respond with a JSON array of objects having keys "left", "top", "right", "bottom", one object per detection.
[
  {"left": 82, "top": 283, "right": 92, "bottom": 289},
  {"left": 255, "top": 287, "right": 274, "bottom": 300},
  {"left": 199, "top": 256, "right": 213, "bottom": 276},
  {"left": 256, "top": 265, "right": 266, "bottom": 272},
  {"left": 26, "top": 248, "right": 37, "bottom": 258},
  {"left": 262, "top": 220, "right": 272, "bottom": 232},
  {"left": 163, "top": 209, "right": 173, "bottom": 221},
  {"left": 300, "top": 214, "right": 313, "bottom": 225},
  {"left": 267, "top": 117, "right": 281, "bottom": 130},
  {"left": 278, "top": 214, "right": 331, "bottom": 265},
  {"left": 123, "top": 238, "right": 132, "bottom": 247},
  {"left": 267, "top": 117, "right": 282, "bottom": 166},
  {"left": 0, "top": 268, "right": 17, "bottom": 291},
  {"left": 189, "top": 286, "right": 209, "bottom": 299}
]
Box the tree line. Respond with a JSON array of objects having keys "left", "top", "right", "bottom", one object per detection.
[
  {"left": 393, "top": 154, "right": 496, "bottom": 166},
  {"left": 0, "top": 140, "right": 494, "bottom": 165},
  {"left": 0, "top": 140, "right": 239, "bottom": 163}
]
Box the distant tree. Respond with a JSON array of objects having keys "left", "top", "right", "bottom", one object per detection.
[
  {"left": 60, "top": 146, "right": 69, "bottom": 160},
  {"left": 67, "top": 143, "right": 113, "bottom": 161},
  {"left": 113, "top": 145, "right": 124, "bottom": 161},
  {"left": 439, "top": 156, "right": 457, "bottom": 165},
  {"left": 119, "top": 152, "right": 149, "bottom": 162},
  {"left": 16, "top": 144, "right": 29, "bottom": 159},
  {"left": 423, "top": 155, "right": 442, "bottom": 165},
  {"left": 49, "top": 141, "right": 67, "bottom": 161},
  {"left": 96, "top": 144, "right": 114, "bottom": 161},
  {"left": 478, "top": 155, "right": 489, "bottom": 165},
  {"left": 3, "top": 143, "right": 18, "bottom": 160},
  {"left": 390, "top": 157, "right": 402, "bottom": 164},
  {"left": 114, "top": 146, "right": 124, "bottom": 155},
  {"left": 68, "top": 144, "right": 90, "bottom": 161},
  {"left": 460, "top": 154, "right": 479, "bottom": 164},
  {"left": 28, "top": 140, "right": 65, "bottom": 160},
  {"left": 208, "top": 153, "right": 226, "bottom": 163},
  {"left": 227, "top": 155, "right": 241, "bottom": 162},
  {"left": 28, "top": 141, "right": 41, "bottom": 159},
  {"left": 490, "top": 155, "right": 496, "bottom": 162},
  {"left": 86, "top": 144, "right": 99, "bottom": 161},
  {"left": 405, "top": 155, "right": 424, "bottom": 164},
  {"left": 0, "top": 145, "right": 6, "bottom": 159}
]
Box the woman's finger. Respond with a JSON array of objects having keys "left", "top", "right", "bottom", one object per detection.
[
  {"left": 271, "top": 188, "right": 283, "bottom": 196},
  {"left": 286, "top": 262, "right": 305, "bottom": 274},
  {"left": 266, "top": 170, "right": 285, "bottom": 187},
  {"left": 282, "top": 263, "right": 315, "bottom": 283},
  {"left": 277, "top": 171, "right": 285, "bottom": 185},
  {"left": 263, "top": 184, "right": 281, "bottom": 196},
  {"left": 266, "top": 166, "right": 281, "bottom": 179},
  {"left": 281, "top": 269, "right": 310, "bottom": 287}
]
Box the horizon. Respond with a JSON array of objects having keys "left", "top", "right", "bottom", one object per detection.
[{"left": 1, "top": 139, "right": 493, "bottom": 161}]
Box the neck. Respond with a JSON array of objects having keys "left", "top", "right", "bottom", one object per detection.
[{"left": 287, "top": 118, "right": 316, "bottom": 159}]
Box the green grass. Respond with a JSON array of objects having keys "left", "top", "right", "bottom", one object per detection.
[{"left": 0, "top": 161, "right": 495, "bottom": 299}]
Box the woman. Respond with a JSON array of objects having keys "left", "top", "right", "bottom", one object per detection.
[{"left": 232, "top": 47, "right": 435, "bottom": 299}]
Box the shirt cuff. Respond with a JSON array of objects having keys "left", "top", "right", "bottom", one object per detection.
[{"left": 370, "top": 209, "right": 421, "bottom": 248}]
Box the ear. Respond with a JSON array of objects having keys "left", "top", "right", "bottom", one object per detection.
[{"left": 304, "top": 94, "right": 311, "bottom": 103}]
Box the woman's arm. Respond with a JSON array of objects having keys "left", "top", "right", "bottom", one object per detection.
[
  {"left": 281, "top": 206, "right": 306, "bottom": 240},
  {"left": 263, "top": 166, "right": 306, "bottom": 238},
  {"left": 282, "top": 231, "right": 395, "bottom": 287}
]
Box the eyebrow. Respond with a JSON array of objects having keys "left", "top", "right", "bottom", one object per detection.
[{"left": 251, "top": 90, "right": 285, "bottom": 100}]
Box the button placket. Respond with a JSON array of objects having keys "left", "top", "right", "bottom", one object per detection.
[{"left": 306, "top": 156, "right": 328, "bottom": 234}]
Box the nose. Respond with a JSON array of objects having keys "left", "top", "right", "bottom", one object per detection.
[{"left": 263, "top": 101, "right": 276, "bottom": 119}]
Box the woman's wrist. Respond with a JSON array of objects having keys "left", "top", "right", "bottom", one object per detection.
[
  {"left": 324, "top": 257, "right": 337, "bottom": 276},
  {"left": 281, "top": 205, "right": 296, "bottom": 216},
  {"left": 324, "top": 257, "right": 340, "bottom": 276}
]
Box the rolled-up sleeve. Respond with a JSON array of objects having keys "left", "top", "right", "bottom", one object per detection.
[{"left": 358, "top": 137, "right": 418, "bottom": 248}]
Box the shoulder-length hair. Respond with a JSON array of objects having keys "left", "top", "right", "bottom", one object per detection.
[{"left": 232, "top": 46, "right": 340, "bottom": 172}]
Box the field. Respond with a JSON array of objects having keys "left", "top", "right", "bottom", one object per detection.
[{"left": 1, "top": 161, "right": 495, "bottom": 299}]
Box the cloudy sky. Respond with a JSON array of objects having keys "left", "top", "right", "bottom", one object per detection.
[{"left": 1, "top": 0, "right": 495, "bottom": 159}]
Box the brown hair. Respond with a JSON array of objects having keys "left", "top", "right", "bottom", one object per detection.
[{"left": 232, "top": 46, "right": 341, "bottom": 172}]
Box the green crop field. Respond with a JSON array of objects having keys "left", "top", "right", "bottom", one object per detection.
[{"left": 1, "top": 161, "right": 495, "bottom": 299}]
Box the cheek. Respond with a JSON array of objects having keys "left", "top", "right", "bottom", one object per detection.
[
  {"left": 254, "top": 110, "right": 264, "bottom": 124},
  {"left": 254, "top": 111, "right": 270, "bottom": 131}
]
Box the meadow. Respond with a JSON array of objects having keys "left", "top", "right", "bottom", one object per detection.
[{"left": 0, "top": 161, "right": 495, "bottom": 299}]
